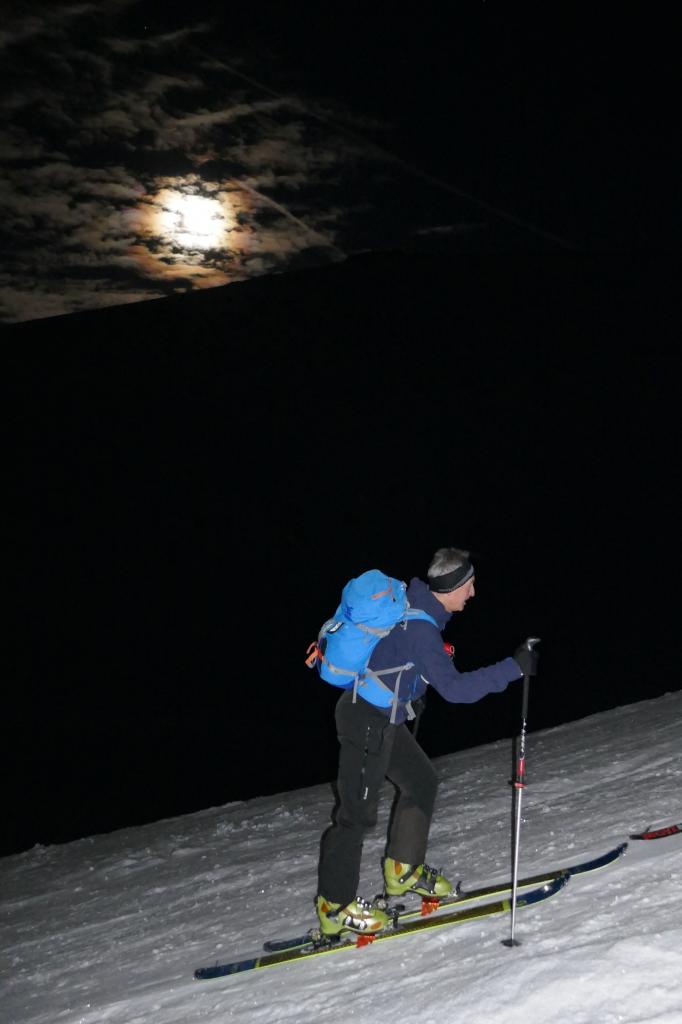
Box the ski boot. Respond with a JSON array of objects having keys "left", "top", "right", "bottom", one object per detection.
[
  {"left": 315, "top": 895, "right": 390, "bottom": 937},
  {"left": 383, "top": 858, "right": 453, "bottom": 899}
]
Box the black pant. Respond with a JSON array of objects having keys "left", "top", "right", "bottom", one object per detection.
[{"left": 317, "top": 690, "right": 438, "bottom": 907}]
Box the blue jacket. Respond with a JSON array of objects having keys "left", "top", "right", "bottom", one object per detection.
[{"left": 366, "top": 577, "right": 522, "bottom": 724}]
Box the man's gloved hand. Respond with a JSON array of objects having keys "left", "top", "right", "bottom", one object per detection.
[{"left": 513, "top": 643, "right": 540, "bottom": 677}]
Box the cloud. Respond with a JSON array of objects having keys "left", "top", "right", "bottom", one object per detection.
[
  {"left": 0, "top": 280, "right": 164, "bottom": 324},
  {"left": 103, "top": 20, "right": 212, "bottom": 56},
  {"left": 1, "top": 1, "right": 407, "bottom": 322},
  {"left": 0, "top": 3, "right": 99, "bottom": 52},
  {"left": 416, "top": 223, "right": 483, "bottom": 237}
]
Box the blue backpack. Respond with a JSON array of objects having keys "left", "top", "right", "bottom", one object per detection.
[{"left": 305, "top": 569, "right": 437, "bottom": 723}]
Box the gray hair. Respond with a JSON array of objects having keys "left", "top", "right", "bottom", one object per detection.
[{"left": 427, "top": 547, "right": 471, "bottom": 578}]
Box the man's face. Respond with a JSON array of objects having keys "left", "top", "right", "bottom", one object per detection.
[{"left": 440, "top": 576, "right": 476, "bottom": 613}]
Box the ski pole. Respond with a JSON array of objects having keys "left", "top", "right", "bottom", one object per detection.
[{"left": 503, "top": 636, "right": 540, "bottom": 948}]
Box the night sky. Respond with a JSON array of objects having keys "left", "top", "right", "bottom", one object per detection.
[
  {"left": 4, "top": 3, "right": 680, "bottom": 857},
  {"left": 2, "top": 3, "right": 677, "bottom": 321}
]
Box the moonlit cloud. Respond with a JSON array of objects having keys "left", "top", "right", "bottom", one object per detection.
[
  {"left": 0, "top": 3, "right": 99, "bottom": 52},
  {"left": 0, "top": 3, "right": 362, "bottom": 321},
  {"left": 103, "top": 20, "right": 211, "bottom": 56},
  {"left": 1, "top": 1, "right": 485, "bottom": 323}
]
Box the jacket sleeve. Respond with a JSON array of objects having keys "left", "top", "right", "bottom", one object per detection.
[{"left": 411, "top": 622, "right": 523, "bottom": 704}]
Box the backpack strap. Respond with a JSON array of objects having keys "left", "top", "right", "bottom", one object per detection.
[
  {"left": 376, "top": 609, "right": 439, "bottom": 721},
  {"left": 403, "top": 609, "right": 439, "bottom": 628},
  {"left": 353, "top": 663, "right": 416, "bottom": 724}
]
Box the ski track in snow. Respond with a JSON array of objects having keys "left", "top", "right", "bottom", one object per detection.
[{"left": 1, "top": 692, "right": 681, "bottom": 1024}]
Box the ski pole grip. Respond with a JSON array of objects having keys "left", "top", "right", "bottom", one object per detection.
[
  {"left": 522, "top": 637, "right": 540, "bottom": 683},
  {"left": 517, "top": 638, "right": 539, "bottom": 727}
]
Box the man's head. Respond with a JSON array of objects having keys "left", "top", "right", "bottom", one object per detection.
[{"left": 427, "top": 547, "right": 475, "bottom": 613}]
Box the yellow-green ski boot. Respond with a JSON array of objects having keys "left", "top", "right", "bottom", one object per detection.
[
  {"left": 383, "top": 858, "right": 453, "bottom": 898},
  {"left": 315, "top": 895, "right": 390, "bottom": 937}
]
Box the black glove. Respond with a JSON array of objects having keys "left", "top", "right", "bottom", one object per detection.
[{"left": 513, "top": 644, "right": 539, "bottom": 677}]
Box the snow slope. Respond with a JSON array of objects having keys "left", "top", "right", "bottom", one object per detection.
[{"left": 2, "top": 692, "right": 681, "bottom": 1024}]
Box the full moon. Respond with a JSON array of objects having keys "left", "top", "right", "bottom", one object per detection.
[{"left": 157, "top": 192, "right": 228, "bottom": 250}]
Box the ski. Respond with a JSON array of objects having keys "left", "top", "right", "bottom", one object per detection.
[
  {"left": 630, "top": 823, "right": 681, "bottom": 840},
  {"left": 194, "top": 874, "right": 568, "bottom": 981},
  {"left": 263, "top": 842, "right": 627, "bottom": 953}
]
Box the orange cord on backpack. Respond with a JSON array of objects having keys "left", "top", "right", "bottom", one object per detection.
[{"left": 305, "top": 642, "right": 320, "bottom": 669}]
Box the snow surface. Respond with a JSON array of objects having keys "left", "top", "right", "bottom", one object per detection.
[{"left": 2, "top": 692, "right": 682, "bottom": 1024}]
